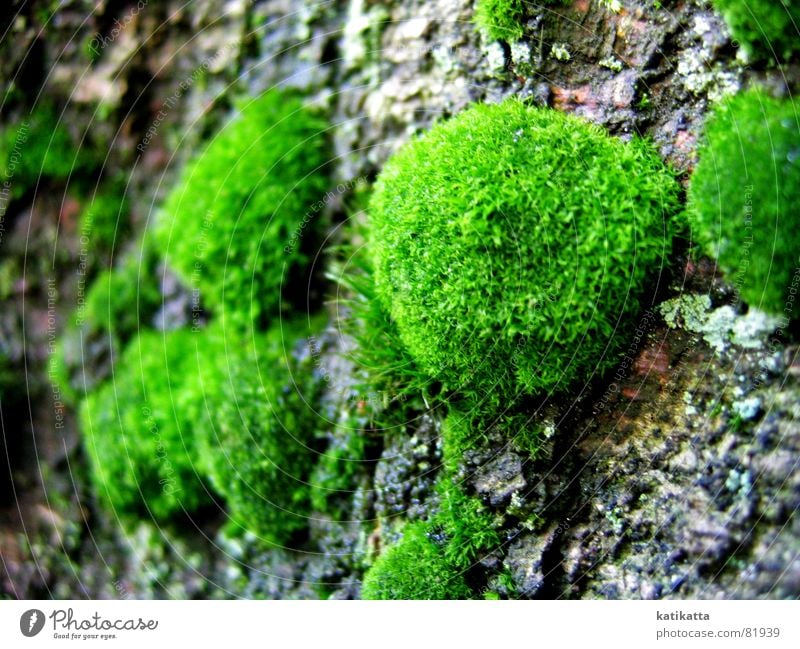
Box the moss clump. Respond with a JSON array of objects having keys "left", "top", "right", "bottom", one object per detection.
[
  {"left": 436, "top": 481, "right": 502, "bottom": 572},
  {"left": 362, "top": 481, "right": 499, "bottom": 599},
  {"left": 361, "top": 521, "right": 472, "bottom": 599},
  {"left": 155, "top": 91, "right": 330, "bottom": 326},
  {"left": 712, "top": 0, "right": 800, "bottom": 63},
  {"left": 475, "top": 1, "right": 564, "bottom": 42},
  {"left": 369, "top": 99, "right": 678, "bottom": 406},
  {"left": 80, "top": 329, "right": 210, "bottom": 519},
  {"left": 475, "top": 0, "right": 526, "bottom": 42},
  {"left": 80, "top": 238, "right": 162, "bottom": 343},
  {"left": 79, "top": 313, "right": 325, "bottom": 540},
  {"left": 688, "top": 88, "right": 800, "bottom": 317},
  {"left": 194, "top": 322, "right": 323, "bottom": 544}
]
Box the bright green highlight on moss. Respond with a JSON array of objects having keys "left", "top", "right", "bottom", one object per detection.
[
  {"left": 369, "top": 99, "right": 678, "bottom": 406},
  {"left": 361, "top": 521, "right": 472, "bottom": 599},
  {"left": 155, "top": 90, "right": 330, "bottom": 326},
  {"left": 80, "top": 329, "right": 211, "bottom": 519},
  {"left": 475, "top": 0, "right": 564, "bottom": 42},
  {"left": 474, "top": 0, "right": 526, "bottom": 42},
  {"left": 688, "top": 88, "right": 800, "bottom": 317},
  {"left": 712, "top": 0, "right": 800, "bottom": 62},
  {"left": 81, "top": 239, "right": 162, "bottom": 343},
  {"left": 80, "top": 319, "right": 324, "bottom": 538},
  {"left": 72, "top": 90, "right": 334, "bottom": 536},
  {"left": 195, "top": 321, "right": 322, "bottom": 544},
  {"left": 362, "top": 479, "right": 499, "bottom": 599}
]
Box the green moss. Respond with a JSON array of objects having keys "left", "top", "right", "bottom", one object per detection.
[
  {"left": 0, "top": 103, "right": 97, "bottom": 202},
  {"left": 361, "top": 521, "right": 472, "bottom": 599},
  {"left": 688, "top": 88, "right": 800, "bottom": 317},
  {"left": 475, "top": 0, "right": 526, "bottom": 42},
  {"left": 47, "top": 338, "right": 79, "bottom": 405},
  {"left": 712, "top": 0, "right": 800, "bottom": 62},
  {"left": 194, "top": 321, "right": 324, "bottom": 544},
  {"left": 442, "top": 408, "right": 542, "bottom": 474},
  {"left": 362, "top": 478, "right": 499, "bottom": 599},
  {"left": 310, "top": 425, "right": 367, "bottom": 518},
  {"left": 0, "top": 258, "right": 20, "bottom": 300},
  {"left": 369, "top": 99, "right": 678, "bottom": 408},
  {"left": 79, "top": 313, "right": 325, "bottom": 539},
  {"left": 438, "top": 412, "right": 463, "bottom": 476},
  {"left": 436, "top": 480, "right": 501, "bottom": 572},
  {"left": 475, "top": 0, "right": 565, "bottom": 42},
  {"left": 79, "top": 181, "right": 131, "bottom": 260},
  {"left": 79, "top": 329, "right": 211, "bottom": 519},
  {"left": 329, "top": 234, "right": 437, "bottom": 425},
  {"left": 155, "top": 91, "right": 330, "bottom": 326},
  {"left": 81, "top": 238, "right": 162, "bottom": 341}
]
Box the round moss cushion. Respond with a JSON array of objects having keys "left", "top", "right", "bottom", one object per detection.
[{"left": 369, "top": 99, "right": 678, "bottom": 403}]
